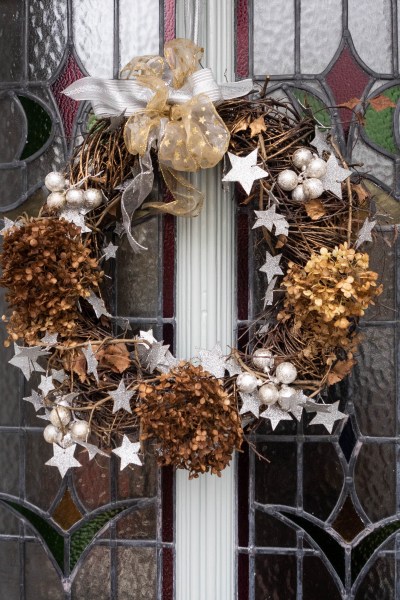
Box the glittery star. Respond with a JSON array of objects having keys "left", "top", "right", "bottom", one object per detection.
[
  {"left": 198, "top": 344, "right": 226, "bottom": 379},
  {"left": 59, "top": 208, "right": 91, "bottom": 233},
  {"left": 287, "top": 389, "right": 309, "bottom": 422},
  {"left": 263, "top": 277, "right": 278, "bottom": 308},
  {"left": 87, "top": 291, "right": 111, "bottom": 319},
  {"left": 260, "top": 404, "right": 293, "bottom": 430},
  {"left": 82, "top": 343, "right": 99, "bottom": 383},
  {"left": 138, "top": 329, "right": 157, "bottom": 345},
  {"left": 239, "top": 391, "right": 260, "bottom": 418},
  {"left": 110, "top": 379, "right": 134, "bottom": 413},
  {"left": 41, "top": 332, "right": 59, "bottom": 346},
  {"left": 112, "top": 435, "right": 142, "bottom": 470},
  {"left": 146, "top": 342, "right": 170, "bottom": 373},
  {"left": 102, "top": 241, "right": 119, "bottom": 260},
  {"left": 23, "top": 390, "right": 45, "bottom": 412},
  {"left": 156, "top": 349, "right": 180, "bottom": 374},
  {"left": 222, "top": 149, "right": 268, "bottom": 195},
  {"left": 38, "top": 375, "right": 55, "bottom": 397},
  {"left": 45, "top": 444, "right": 82, "bottom": 478},
  {"left": 111, "top": 316, "right": 132, "bottom": 332},
  {"left": 0, "top": 218, "right": 21, "bottom": 235},
  {"left": 310, "top": 127, "right": 332, "bottom": 157},
  {"left": 308, "top": 401, "right": 347, "bottom": 433},
  {"left": 225, "top": 357, "right": 242, "bottom": 377},
  {"left": 252, "top": 206, "right": 289, "bottom": 237},
  {"left": 77, "top": 440, "right": 108, "bottom": 461},
  {"left": 114, "top": 221, "right": 125, "bottom": 237},
  {"left": 320, "top": 154, "right": 352, "bottom": 199},
  {"left": 9, "top": 344, "right": 49, "bottom": 380},
  {"left": 37, "top": 408, "right": 52, "bottom": 421},
  {"left": 355, "top": 218, "right": 376, "bottom": 249},
  {"left": 259, "top": 252, "right": 283, "bottom": 283},
  {"left": 51, "top": 369, "right": 66, "bottom": 384}
]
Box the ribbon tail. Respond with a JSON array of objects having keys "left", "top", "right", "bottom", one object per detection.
[
  {"left": 219, "top": 79, "right": 254, "bottom": 100},
  {"left": 143, "top": 165, "right": 204, "bottom": 217}
]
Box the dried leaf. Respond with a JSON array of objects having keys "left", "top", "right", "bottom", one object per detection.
[
  {"left": 231, "top": 117, "right": 249, "bottom": 134},
  {"left": 249, "top": 116, "right": 266, "bottom": 138},
  {"left": 304, "top": 199, "right": 326, "bottom": 220},
  {"left": 368, "top": 95, "right": 396, "bottom": 112},
  {"left": 352, "top": 183, "right": 369, "bottom": 206},
  {"left": 97, "top": 343, "right": 131, "bottom": 373},
  {"left": 275, "top": 234, "right": 287, "bottom": 249},
  {"left": 327, "top": 359, "right": 356, "bottom": 385},
  {"left": 354, "top": 111, "right": 366, "bottom": 127},
  {"left": 338, "top": 97, "right": 361, "bottom": 111},
  {"left": 71, "top": 351, "right": 87, "bottom": 383}
]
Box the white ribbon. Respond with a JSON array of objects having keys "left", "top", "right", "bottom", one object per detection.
[{"left": 62, "top": 68, "right": 253, "bottom": 117}]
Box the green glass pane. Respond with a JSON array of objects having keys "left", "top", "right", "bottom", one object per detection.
[
  {"left": 17, "top": 95, "right": 52, "bottom": 160},
  {"left": 363, "top": 87, "right": 400, "bottom": 155},
  {"left": 292, "top": 89, "right": 331, "bottom": 128},
  {"left": 352, "top": 520, "right": 400, "bottom": 581}
]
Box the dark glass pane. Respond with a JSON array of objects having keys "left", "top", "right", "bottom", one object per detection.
[
  {"left": 355, "top": 443, "right": 396, "bottom": 522},
  {"left": 0, "top": 433, "right": 20, "bottom": 495},
  {"left": 303, "top": 442, "right": 343, "bottom": 520},
  {"left": 255, "top": 442, "right": 297, "bottom": 506},
  {"left": 354, "top": 554, "right": 395, "bottom": 600},
  {"left": 0, "top": 504, "right": 20, "bottom": 534},
  {"left": 237, "top": 212, "right": 249, "bottom": 321},
  {"left": 25, "top": 433, "right": 60, "bottom": 511},
  {"left": 0, "top": 540, "right": 20, "bottom": 598},
  {"left": 363, "top": 231, "right": 396, "bottom": 321},
  {"left": 254, "top": 554, "right": 296, "bottom": 600},
  {"left": 163, "top": 548, "right": 174, "bottom": 600},
  {"left": 162, "top": 466, "right": 174, "bottom": 543},
  {"left": 302, "top": 556, "right": 342, "bottom": 600},
  {"left": 72, "top": 451, "right": 111, "bottom": 511},
  {"left": 25, "top": 541, "right": 64, "bottom": 600},
  {"left": 255, "top": 511, "right": 296, "bottom": 547},
  {"left": 115, "top": 505, "right": 157, "bottom": 540},
  {"left": 332, "top": 496, "right": 365, "bottom": 542},
  {"left": 18, "top": 96, "right": 52, "bottom": 159},
  {"left": 117, "top": 547, "right": 157, "bottom": 600},
  {"left": 163, "top": 214, "right": 175, "bottom": 319},
  {"left": 117, "top": 453, "right": 158, "bottom": 500},
  {"left": 72, "top": 546, "right": 111, "bottom": 600}
]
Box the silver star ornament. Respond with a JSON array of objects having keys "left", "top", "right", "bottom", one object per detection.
[
  {"left": 59, "top": 207, "right": 91, "bottom": 233},
  {"left": 239, "top": 391, "right": 260, "bottom": 418},
  {"left": 9, "top": 344, "right": 49, "bottom": 380},
  {"left": 38, "top": 375, "right": 55, "bottom": 397},
  {"left": 82, "top": 343, "right": 99, "bottom": 383},
  {"left": 263, "top": 277, "right": 278, "bottom": 308},
  {"left": 45, "top": 443, "right": 82, "bottom": 478},
  {"left": 259, "top": 252, "right": 283, "bottom": 283},
  {"left": 260, "top": 404, "right": 293, "bottom": 430},
  {"left": 198, "top": 344, "right": 226, "bottom": 379},
  {"left": 87, "top": 291, "right": 111, "bottom": 319},
  {"left": 355, "top": 218, "right": 376, "bottom": 249},
  {"left": 112, "top": 435, "right": 142, "bottom": 470},
  {"left": 253, "top": 205, "right": 289, "bottom": 237},
  {"left": 41, "top": 332, "right": 59, "bottom": 346},
  {"left": 0, "top": 218, "right": 21, "bottom": 235},
  {"left": 23, "top": 390, "right": 45, "bottom": 412},
  {"left": 222, "top": 149, "right": 268, "bottom": 195},
  {"left": 320, "top": 154, "right": 352, "bottom": 199},
  {"left": 110, "top": 379, "right": 134, "bottom": 413},
  {"left": 102, "top": 241, "right": 119, "bottom": 260},
  {"left": 310, "top": 127, "right": 332, "bottom": 157},
  {"left": 308, "top": 401, "right": 347, "bottom": 433}
]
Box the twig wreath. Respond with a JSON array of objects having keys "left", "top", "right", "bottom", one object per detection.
[{"left": 0, "top": 39, "right": 382, "bottom": 479}]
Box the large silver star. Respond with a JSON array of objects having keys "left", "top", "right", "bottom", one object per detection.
[
  {"left": 310, "top": 127, "right": 332, "bottom": 157},
  {"left": 263, "top": 277, "right": 278, "bottom": 308},
  {"left": 102, "top": 242, "right": 119, "bottom": 260},
  {"left": 87, "top": 291, "right": 111, "bottom": 319},
  {"left": 110, "top": 379, "right": 134, "bottom": 413},
  {"left": 45, "top": 443, "right": 82, "bottom": 478},
  {"left": 222, "top": 149, "right": 268, "bottom": 195},
  {"left": 23, "top": 390, "right": 45, "bottom": 412},
  {"left": 253, "top": 206, "right": 289, "bottom": 237},
  {"left": 51, "top": 368, "right": 66, "bottom": 384},
  {"left": 308, "top": 401, "right": 347, "bottom": 433},
  {"left": 355, "top": 218, "right": 376, "bottom": 249},
  {"left": 260, "top": 404, "right": 293, "bottom": 430},
  {"left": 198, "top": 344, "right": 226, "bottom": 378},
  {"left": 38, "top": 375, "right": 55, "bottom": 397},
  {"left": 82, "top": 343, "right": 99, "bottom": 383},
  {"left": 9, "top": 344, "right": 49, "bottom": 381},
  {"left": 112, "top": 435, "right": 142, "bottom": 470},
  {"left": 320, "top": 154, "right": 352, "bottom": 199},
  {"left": 41, "top": 332, "right": 59, "bottom": 346},
  {"left": 146, "top": 342, "right": 170, "bottom": 374},
  {"left": 59, "top": 207, "right": 91, "bottom": 233},
  {"left": 259, "top": 252, "right": 283, "bottom": 283},
  {"left": 239, "top": 391, "right": 260, "bottom": 418}
]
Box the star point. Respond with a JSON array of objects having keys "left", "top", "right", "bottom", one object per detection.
[
  {"left": 198, "top": 344, "right": 226, "bottom": 379},
  {"left": 310, "top": 127, "right": 332, "bottom": 157},
  {"left": 253, "top": 206, "right": 289, "bottom": 237},
  {"left": 38, "top": 375, "right": 55, "bottom": 397},
  {"left": 110, "top": 379, "right": 134, "bottom": 413}
]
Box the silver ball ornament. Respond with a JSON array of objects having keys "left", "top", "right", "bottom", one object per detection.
[
  {"left": 277, "top": 169, "right": 298, "bottom": 192},
  {"left": 275, "top": 362, "right": 298, "bottom": 384},
  {"left": 258, "top": 383, "right": 279, "bottom": 406},
  {"left": 70, "top": 419, "right": 90, "bottom": 441},
  {"left": 305, "top": 157, "right": 327, "bottom": 179},
  {"left": 49, "top": 406, "right": 71, "bottom": 428},
  {"left": 45, "top": 171, "right": 66, "bottom": 192},
  {"left": 65, "top": 188, "right": 85, "bottom": 208},
  {"left": 252, "top": 349, "right": 274, "bottom": 371},
  {"left": 278, "top": 385, "right": 295, "bottom": 411},
  {"left": 292, "top": 184, "right": 307, "bottom": 202},
  {"left": 302, "top": 177, "right": 324, "bottom": 200},
  {"left": 43, "top": 424, "right": 62, "bottom": 444},
  {"left": 292, "top": 147, "right": 313, "bottom": 169},
  {"left": 47, "top": 191, "right": 66, "bottom": 210},
  {"left": 236, "top": 372, "right": 258, "bottom": 393},
  {"left": 84, "top": 188, "right": 103, "bottom": 209}
]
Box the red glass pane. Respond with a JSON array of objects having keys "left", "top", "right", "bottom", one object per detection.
[
  {"left": 164, "top": 0, "right": 175, "bottom": 43},
  {"left": 162, "top": 466, "right": 174, "bottom": 543},
  {"left": 237, "top": 212, "right": 249, "bottom": 321},
  {"left": 163, "top": 548, "right": 174, "bottom": 600},
  {"left": 236, "top": 0, "right": 249, "bottom": 78},
  {"left": 163, "top": 214, "right": 175, "bottom": 319},
  {"left": 238, "top": 552, "right": 249, "bottom": 600},
  {"left": 51, "top": 53, "right": 84, "bottom": 141},
  {"left": 237, "top": 446, "right": 249, "bottom": 547}
]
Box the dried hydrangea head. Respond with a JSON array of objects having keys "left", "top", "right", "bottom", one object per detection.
[
  {"left": 0, "top": 217, "right": 103, "bottom": 345},
  {"left": 136, "top": 362, "right": 243, "bottom": 478}
]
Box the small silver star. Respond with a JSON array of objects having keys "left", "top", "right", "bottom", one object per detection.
[
  {"left": 41, "top": 332, "right": 59, "bottom": 346},
  {"left": 308, "top": 401, "right": 347, "bottom": 433},
  {"left": 320, "top": 154, "right": 352, "bottom": 199},
  {"left": 55, "top": 392, "right": 79, "bottom": 405},
  {"left": 239, "top": 391, "right": 260, "bottom": 418},
  {"left": 59, "top": 208, "right": 91, "bottom": 233},
  {"left": 198, "top": 344, "right": 226, "bottom": 378},
  {"left": 114, "top": 221, "right": 125, "bottom": 237},
  {"left": 37, "top": 408, "right": 52, "bottom": 421},
  {"left": 87, "top": 291, "right": 111, "bottom": 319},
  {"left": 23, "top": 390, "right": 45, "bottom": 412},
  {"left": 260, "top": 404, "right": 293, "bottom": 430},
  {"left": 9, "top": 344, "right": 49, "bottom": 380},
  {"left": 156, "top": 349, "right": 180, "bottom": 374},
  {"left": 110, "top": 379, "right": 134, "bottom": 413},
  {"left": 138, "top": 329, "right": 157, "bottom": 345},
  {"left": 45, "top": 443, "right": 82, "bottom": 478},
  {"left": 222, "top": 149, "right": 268, "bottom": 195},
  {"left": 38, "top": 375, "right": 55, "bottom": 397},
  {"left": 102, "top": 242, "right": 119, "bottom": 260},
  {"left": 77, "top": 440, "right": 108, "bottom": 461},
  {"left": 111, "top": 316, "right": 132, "bottom": 332},
  {"left": 288, "top": 389, "right": 309, "bottom": 422},
  {"left": 253, "top": 206, "right": 289, "bottom": 237},
  {"left": 82, "top": 343, "right": 99, "bottom": 383},
  {"left": 259, "top": 252, "right": 283, "bottom": 283},
  {"left": 263, "top": 277, "right": 278, "bottom": 308},
  {"left": 0, "top": 218, "right": 21, "bottom": 235},
  {"left": 51, "top": 368, "right": 66, "bottom": 384},
  {"left": 140, "top": 342, "right": 170, "bottom": 374},
  {"left": 310, "top": 127, "right": 332, "bottom": 157},
  {"left": 355, "top": 218, "right": 376, "bottom": 249},
  {"left": 112, "top": 435, "right": 142, "bottom": 470}
]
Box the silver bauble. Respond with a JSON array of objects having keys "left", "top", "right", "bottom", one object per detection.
[
  {"left": 292, "top": 147, "right": 313, "bottom": 169},
  {"left": 43, "top": 424, "right": 62, "bottom": 444},
  {"left": 292, "top": 184, "right": 307, "bottom": 202},
  {"left": 84, "top": 188, "right": 103, "bottom": 209},
  {"left": 275, "top": 362, "right": 298, "bottom": 384},
  {"left": 65, "top": 188, "right": 85, "bottom": 207},
  {"left": 45, "top": 171, "right": 66, "bottom": 192},
  {"left": 278, "top": 385, "right": 295, "bottom": 410},
  {"left": 302, "top": 177, "right": 324, "bottom": 199},
  {"left": 236, "top": 372, "right": 258, "bottom": 393},
  {"left": 258, "top": 383, "right": 279, "bottom": 405},
  {"left": 47, "top": 191, "right": 66, "bottom": 210},
  {"left": 305, "top": 157, "right": 327, "bottom": 179},
  {"left": 277, "top": 169, "right": 298, "bottom": 191},
  {"left": 252, "top": 348, "right": 274, "bottom": 371},
  {"left": 49, "top": 406, "right": 71, "bottom": 428},
  {"left": 70, "top": 419, "right": 90, "bottom": 441}
]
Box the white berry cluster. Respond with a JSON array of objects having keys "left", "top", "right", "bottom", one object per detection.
[
  {"left": 276, "top": 147, "right": 327, "bottom": 202},
  {"left": 45, "top": 171, "right": 103, "bottom": 212},
  {"left": 43, "top": 399, "right": 90, "bottom": 448}
]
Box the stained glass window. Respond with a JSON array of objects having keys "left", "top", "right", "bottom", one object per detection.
[
  {"left": 236, "top": 1, "right": 400, "bottom": 598},
  {"left": 0, "top": 2, "right": 175, "bottom": 598}
]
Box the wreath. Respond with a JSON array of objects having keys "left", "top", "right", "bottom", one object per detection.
[{"left": 0, "top": 39, "right": 382, "bottom": 479}]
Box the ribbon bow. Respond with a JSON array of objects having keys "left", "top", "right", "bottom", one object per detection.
[{"left": 63, "top": 39, "right": 253, "bottom": 251}]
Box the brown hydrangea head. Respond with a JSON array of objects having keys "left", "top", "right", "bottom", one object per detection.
[
  {"left": 136, "top": 362, "right": 243, "bottom": 478},
  {"left": 0, "top": 217, "right": 103, "bottom": 345}
]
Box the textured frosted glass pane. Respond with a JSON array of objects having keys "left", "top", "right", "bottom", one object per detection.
[
  {"left": 72, "top": 546, "right": 111, "bottom": 599},
  {"left": 0, "top": 95, "right": 25, "bottom": 162},
  {"left": 355, "top": 443, "right": 395, "bottom": 522},
  {"left": 255, "top": 555, "right": 296, "bottom": 599},
  {"left": 117, "top": 452, "right": 158, "bottom": 500},
  {"left": 25, "top": 433, "right": 60, "bottom": 511},
  {"left": 25, "top": 542, "right": 64, "bottom": 600},
  {"left": 27, "top": 136, "right": 65, "bottom": 189},
  {"left": 363, "top": 231, "right": 395, "bottom": 321},
  {"left": 117, "top": 547, "right": 157, "bottom": 599},
  {"left": 254, "top": 511, "right": 296, "bottom": 547},
  {"left": 116, "top": 505, "right": 157, "bottom": 539},
  {"left": 349, "top": 0, "right": 392, "bottom": 73},
  {"left": 0, "top": 286, "right": 20, "bottom": 424},
  {"left": 351, "top": 326, "right": 396, "bottom": 437},
  {"left": 72, "top": 0, "right": 114, "bottom": 78},
  {"left": 0, "top": 541, "right": 20, "bottom": 598},
  {"left": 300, "top": 0, "right": 342, "bottom": 73},
  {"left": 355, "top": 554, "right": 395, "bottom": 600},
  {"left": 72, "top": 451, "right": 111, "bottom": 511},
  {"left": 119, "top": 0, "right": 160, "bottom": 69},
  {"left": 0, "top": 1, "right": 24, "bottom": 81},
  {"left": 0, "top": 168, "right": 26, "bottom": 210},
  {"left": 302, "top": 557, "right": 342, "bottom": 600},
  {"left": 28, "top": 0, "right": 67, "bottom": 81},
  {"left": 253, "top": 0, "right": 295, "bottom": 76},
  {"left": 0, "top": 434, "right": 20, "bottom": 494},
  {"left": 303, "top": 443, "right": 343, "bottom": 520},
  {"left": 351, "top": 139, "right": 394, "bottom": 190}
]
